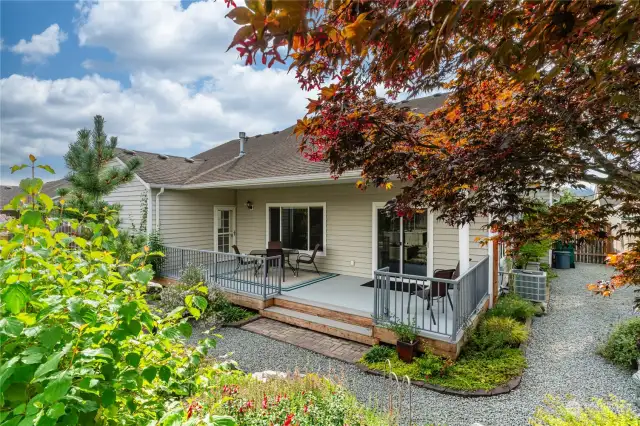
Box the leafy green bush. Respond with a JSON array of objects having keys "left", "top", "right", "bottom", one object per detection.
[
  {"left": 0, "top": 157, "right": 228, "bottom": 425},
  {"left": 486, "top": 293, "right": 538, "bottom": 322},
  {"left": 158, "top": 264, "right": 252, "bottom": 325},
  {"left": 208, "top": 374, "right": 393, "bottom": 426},
  {"left": 112, "top": 229, "right": 147, "bottom": 263},
  {"left": 597, "top": 317, "right": 640, "bottom": 369},
  {"left": 362, "top": 345, "right": 395, "bottom": 363},
  {"left": 530, "top": 396, "right": 640, "bottom": 426},
  {"left": 386, "top": 319, "right": 418, "bottom": 343},
  {"left": 470, "top": 317, "right": 528, "bottom": 352},
  {"left": 147, "top": 229, "right": 164, "bottom": 274},
  {"left": 514, "top": 239, "right": 553, "bottom": 269}
]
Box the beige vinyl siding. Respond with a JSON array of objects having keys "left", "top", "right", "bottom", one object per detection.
[
  {"left": 152, "top": 188, "right": 235, "bottom": 250},
  {"left": 103, "top": 160, "right": 147, "bottom": 232},
  {"left": 432, "top": 218, "right": 489, "bottom": 270},
  {"left": 236, "top": 184, "right": 397, "bottom": 278},
  {"left": 235, "top": 183, "right": 490, "bottom": 278}
]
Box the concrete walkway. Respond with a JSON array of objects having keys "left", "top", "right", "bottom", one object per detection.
[{"left": 197, "top": 264, "right": 636, "bottom": 425}]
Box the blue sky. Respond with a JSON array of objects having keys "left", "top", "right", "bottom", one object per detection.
[{"left": 1, "top": 0, "right": 312, "bottom": 186}]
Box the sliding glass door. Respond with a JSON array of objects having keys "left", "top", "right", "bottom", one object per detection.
[{"left": 376, "top": 207, "right": 428, "bottom": 276}]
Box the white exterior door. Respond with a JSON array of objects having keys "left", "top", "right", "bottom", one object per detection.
[{"left": 214, "top": 206, "right": 236, "bottom": 253}]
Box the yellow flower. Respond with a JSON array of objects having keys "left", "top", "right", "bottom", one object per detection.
[{"left": 144, "top": 245, "right": 150, "bottom": 253}]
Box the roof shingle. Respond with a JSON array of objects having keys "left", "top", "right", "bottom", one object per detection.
[{"left": 116, "top": 94, "right": 448, "bottom": 186}]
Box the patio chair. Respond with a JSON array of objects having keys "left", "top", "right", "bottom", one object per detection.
[
  {"left": 296, "top": 243, "right": 321, "bottom": 275},
  {"left": 406, "top": 263, "right": 460, "bottom": 323},
  {"left": 268, "top": 241, "right": 282, "bottom": 249},
  {"left": 232, "top": 245, "right": 259, "bottom": 275},
  {"left": 266, "top": 247, "right": 285, "bottom": 282}
]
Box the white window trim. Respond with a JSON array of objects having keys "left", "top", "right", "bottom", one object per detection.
[
  {"left": 214, "top": 205, "right": 236, "bottom": 252},
  {"left": 265, "top": 202, "right": 327, "bottom": 256}
]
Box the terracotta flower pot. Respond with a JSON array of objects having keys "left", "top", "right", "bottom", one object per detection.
[{"left": 396, "top": 340, "right": 419, "bottom": 363}]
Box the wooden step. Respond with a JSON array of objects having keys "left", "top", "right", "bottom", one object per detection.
[
  {"left": 273, "top": 295, "right": 373, "bottom": 328},
  {"left": 261, "top": 306, "right": 378, "bottom": 346}
]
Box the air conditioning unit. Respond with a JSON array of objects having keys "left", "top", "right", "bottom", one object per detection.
[{"left": 511, "top": 269, "right": 547, "bottom": 303}]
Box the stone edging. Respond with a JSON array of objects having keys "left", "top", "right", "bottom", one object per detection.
[
  {"left": 226, "top": 313, "right": 261, "bottom": 328},
  {"left": 356, "top": 316, "right": 533, "bottom": 398}
]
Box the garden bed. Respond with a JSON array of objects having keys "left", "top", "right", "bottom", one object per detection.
[{"left": 358, "top": 294, "right": 537, "bottom": 397}]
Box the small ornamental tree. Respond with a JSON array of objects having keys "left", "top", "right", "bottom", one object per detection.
[
  {"left": 224, "top": 0, "right": 640, "bottom": 295},
  {"left": 59, "top": 115, "right": 142, "bottom": 215},
  {"left": 0, "top": 156, "right": 234, "bottom": 425}
]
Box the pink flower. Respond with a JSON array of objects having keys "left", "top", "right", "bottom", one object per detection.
[{"left": 262, "top": 395, "right": 268, "bottom": 409}]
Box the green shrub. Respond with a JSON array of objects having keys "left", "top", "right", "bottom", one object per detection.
[
  {"left": 158, "top": 265, "right": 252, "bottom": 324},
  {"left": 487, "top": 293, "right": 538, "bottom": 322},
  {"left": 597, "top": 317, "right": 640, "bottom": 369},
  {"left": 147, "top": 229, "right": 164, "bottom": 274},
  {"left": 386, "top": 318, "right": 418, "bottom": 343},
  {"left": 470, "top": 317, "right": 528, "bottom": 352},
  {"left": 363, "top": 345, "right": 396, "bottom": 363},
  {"left": 0, "top": 157, "right": 224, "bottom": 425},
  {"left": 530, "top": 396, "right": 640, "bottom": 426}
]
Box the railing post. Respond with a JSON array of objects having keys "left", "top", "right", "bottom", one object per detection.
[
  {"left": 451, "top": 281, "right": 460, "bottom": 341},
  {"left": 278, "top": 256, "right": 282, "bottom": 295},
  {"left": 213, "top": 252, "right": 218, "bottom": 283},
  {"left": 262, "top": 258, "right": 268, "bottom": 300},
  {"left": 373, "top": 272, "right": 378, "bottom": 323}
]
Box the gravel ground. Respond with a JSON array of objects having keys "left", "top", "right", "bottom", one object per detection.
[{"left": 191, "top": 264, "right": 636, "bottom": 426}]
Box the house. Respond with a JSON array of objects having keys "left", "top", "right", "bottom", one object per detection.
[
  {"left": 105, "top": 94, "right": 502, "bottom": 359},
  {"left": 1, "top": 179, "right": 69, "bottom": 213}
]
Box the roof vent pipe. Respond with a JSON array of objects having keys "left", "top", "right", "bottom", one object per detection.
[{"left": 239, "top": 131, "right": 246, "bottom": 157}]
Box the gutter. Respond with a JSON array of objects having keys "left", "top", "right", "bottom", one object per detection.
[
  {"left": 155, "top": 187, "right": 164, "bottom": 231},
  {"left": 148, "top": 170, "right": 364, "bottom": 190}
]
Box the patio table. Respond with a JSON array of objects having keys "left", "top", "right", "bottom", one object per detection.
[{"left": 249, "top": 248, "right": 299, "bottom": 276}]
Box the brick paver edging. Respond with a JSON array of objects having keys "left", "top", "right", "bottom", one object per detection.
[
  {"left": 240, "top": 318, "right": 370, "bottom": 364},
  {"left": 356, "top": 316, "right": 533, "bottom": 398}
]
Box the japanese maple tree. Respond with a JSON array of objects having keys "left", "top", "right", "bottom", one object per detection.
[{"left": 225, "top": 1, "right": 640, "bottom": 292}]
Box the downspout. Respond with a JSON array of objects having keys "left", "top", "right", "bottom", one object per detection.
[{"left": 155, "top": 187, "right": 165, "bottom": 231}]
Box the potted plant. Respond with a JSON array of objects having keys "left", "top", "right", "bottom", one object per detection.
[{"left": 388, "top": 319, "right": 419, "bottom": 363}]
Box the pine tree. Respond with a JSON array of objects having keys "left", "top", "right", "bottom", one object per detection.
[{"left": 59, "top": 115, "right": 142, "bottom": 214}]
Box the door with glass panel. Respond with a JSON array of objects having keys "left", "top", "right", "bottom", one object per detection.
[
  {"left": 214, "top": 206, "right": 235, "bottom": 253},
  {"left": 376, "top": 207, "right": 428, "bottom": 276}
]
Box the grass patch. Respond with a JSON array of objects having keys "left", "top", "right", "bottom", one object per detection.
[{"left": 361, "top": 348, "right": 526, "bottom": 391}]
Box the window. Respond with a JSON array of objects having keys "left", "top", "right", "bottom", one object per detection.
[{"left": 268, "top": 204, "right": 325, "bottom": 252}]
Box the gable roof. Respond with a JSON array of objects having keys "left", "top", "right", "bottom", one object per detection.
[{"left": 116, "top": 94, "right": 448, "bottom": 187}]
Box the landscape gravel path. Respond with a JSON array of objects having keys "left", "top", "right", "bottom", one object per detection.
[{"left": 192, "top": 264, "right": 636, "bottom": 425}]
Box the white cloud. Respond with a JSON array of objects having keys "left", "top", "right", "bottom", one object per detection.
[
  {"left": 0, "top": 69, "right": 311, "bottom": 166},
  {"left": 11, "top": 24, "right": 67, "bottom": 63},
  {"left": 76, "top": 0, "right": 239, "bottom": 82},
  {"left": 1, "top": 1, "right": 317, "bottom": 181}
]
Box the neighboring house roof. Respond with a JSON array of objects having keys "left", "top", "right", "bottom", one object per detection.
[
  {"left": 0, "top": 185, "right": 21, "bottom": 208},
  {"left": 1, "top": 178, "right": 69, "bottom": 210},
  {"left": 115, "top": 94, "right": 448, "bottom": 187}
]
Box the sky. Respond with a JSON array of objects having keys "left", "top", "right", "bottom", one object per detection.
[{"left": 0, "top": 0, "right": 315, "bottom": 186}]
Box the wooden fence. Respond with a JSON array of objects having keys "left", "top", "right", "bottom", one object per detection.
[{"left": 574, "top": 239, "right": 610, "bottom": 264}]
